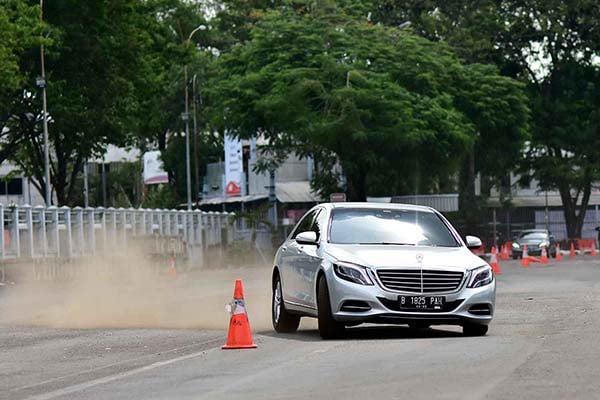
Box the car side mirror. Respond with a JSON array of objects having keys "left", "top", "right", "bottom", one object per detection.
[
  {"left": 296, "top": 231, "right": 318, "bottom": 245},
  {"left": 465, "top": 235, "right": 483, "bottom": 249}
]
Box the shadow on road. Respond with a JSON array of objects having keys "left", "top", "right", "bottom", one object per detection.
[{"left": 259, "top": 325, "right": 464, "bottom": 342}]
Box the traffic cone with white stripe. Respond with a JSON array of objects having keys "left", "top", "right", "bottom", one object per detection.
[
  {"left": 500, "top": 243, "right": 510, "bottom": 260},
  {"left": 490, "top": 246, "right": 501, "bottom": 275},
  {"left": 556, "top": 243, "right": 562, "bottom": 261},
  {"left": 222, "top": 279, "right": 257, "bottom": 350},
  {"left": 521, "top": 245, "right": 530, "bottom": 268},
  {"left": 541, "top": 246, "right": 548, "bottom": 264},
  {"left": 591, "top": 242, "right": 597, "bottom": 257}
]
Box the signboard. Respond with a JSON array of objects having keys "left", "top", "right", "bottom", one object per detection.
[
  {"left": 330, "top": 193, "right": 347, "bottom": 202},
  {"left": 143, "top": 151, "right": 169, "bottom": 185},
  {"left": 224, "top": 133, "right": 243, "bottom": 197}
]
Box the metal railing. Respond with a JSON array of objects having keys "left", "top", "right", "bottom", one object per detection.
[{"left": 0, "top": 204, "right": 234, "bottom": 262}]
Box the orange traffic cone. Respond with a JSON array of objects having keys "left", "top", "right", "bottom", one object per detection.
[
  {"left": 541, "top": 246, "right": 548, "bottom": 264},
  {"left": 556, "top": 243, "right": 562, "bottom": 262},
  {"left": 222, "top": 279, "right": 257, "bottom": 350},
  {"left": 570, "top": 242, "right": 576, "bottom": 258},
  {"left": 501, "top": 243, "right": 510, "bottom": 260},
  {"left": 167, "top": 256, "right": 177, "bottom": 278},
  {"left": 521, "top": 245, "right": 530, "bottom": 268},
  {"left": 591, "top": 242, "right": 597, "bottom": 257},
  {"left": 490, "top": 246, "right": 501, "bottom": 275}
]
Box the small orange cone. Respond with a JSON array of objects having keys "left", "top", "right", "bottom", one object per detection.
[
  {"left": 541, "top": 246, "right": 548, "bottom": 264},
  {"left": 591, "top": 242, "right": 597, "bottom": 257},
  {"left": 570, "top": 242, "right": 576, "bottom": 258},
  {"left": 521, "top": 245, "right": 530, "bottom": 268},
  {"left": 490, "top": 246, "right": 501, "bottom": 275},
  {"left": 222, "top": 279, "right": 257, "bottom": 350},
  {"left": 167, "top": 256, "right": 177, "bottom": 278},
  {"left": 501, "top": 243, "right": 510, "bottom": 260},
  {"left": 556, "top": 243, "right": 562, "bottom": 262}
]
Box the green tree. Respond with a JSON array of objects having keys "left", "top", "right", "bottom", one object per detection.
[
  {"left": 207, "top": 5, "right": 528, "bottom": 201},
  {"left": 2, "top": 0, "right": 211, "bottom": 206},
  {"left": 0, "top": 0, "right": 41, "bottom": 164},
  {"left": 508, "top": 1, "right": 600, "bottom": 238},
  {"left": 387, "top": 0, "right": 600, "bottom": 238}
]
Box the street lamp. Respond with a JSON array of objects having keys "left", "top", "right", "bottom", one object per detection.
[
  {"left": 38, "top": 0, "right": 51, "bottom": 206},
  {"left": 192, "top": 73, "right": 200, "bottom": 201},
  {"left": 183, "top": 24, "right": 206, "bottom": 210}
]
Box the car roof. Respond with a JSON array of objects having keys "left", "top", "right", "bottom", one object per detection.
[{"left": 322, "top": 202, "right": 437, "bottom": 213}]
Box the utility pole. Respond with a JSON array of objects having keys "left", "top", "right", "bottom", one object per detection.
[
  {"left": 192, "top": 74, "right": 200, "bottom": 202},
  {"left": 183, "top": 24, "right": 206, "bottom": 211},
  {"left": 38, "top": 0, "right": 51, "bottom": 206},
  {"left": 183, "top": 65, "right": 192, "bottom": 211},
  {"left": 83, "top": 159, "right": 89, "bottom": 207}
]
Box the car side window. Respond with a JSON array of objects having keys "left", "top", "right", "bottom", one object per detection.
[{"left": 291, "top": 210, "right": 317, "bottom": 239}]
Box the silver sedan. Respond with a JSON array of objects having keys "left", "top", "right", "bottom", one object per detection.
[{"left": 271, "top": 202, "right": 495, "bottom": 339}]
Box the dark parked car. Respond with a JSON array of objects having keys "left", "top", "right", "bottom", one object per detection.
[{"left": 511, "top": 229, "right": 557, "bottom": 259}]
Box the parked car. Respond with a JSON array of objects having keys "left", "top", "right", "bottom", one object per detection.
[
  {"left": 511, "top": 229, "right": 557, "bottom": 259},
  {"left": 271, "top": 202, "right": 495, "bottom": 339}
]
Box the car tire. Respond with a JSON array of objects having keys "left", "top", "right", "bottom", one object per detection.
[
  {"left": 512, "top": 254, "right": 519, "bottom": 260},
  {"left": 272, "top": 274, "right": 300, "bottom": 333},
  {"left": 462, "top": 323, "right": 488, "bottom": 336},
  {"left": 317, "top": 275, "right": 345, "bottom": 339}
]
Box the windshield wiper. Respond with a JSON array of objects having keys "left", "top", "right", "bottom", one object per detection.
[{"left": 358, "top": 242, "right": 416, "bottom": 246}]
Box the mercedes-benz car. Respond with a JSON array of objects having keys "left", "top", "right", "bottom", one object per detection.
[
  {"left": 511, "top": 229, "right": 557, "bottom": 259},
  {"left": 271, "top": 202, "right": 495, "bottom": 339}
]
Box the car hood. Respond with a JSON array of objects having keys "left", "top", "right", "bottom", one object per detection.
[
  {"left": 323, "top": 244, "right": 484, "bottom": 271},
  {"left": 515, "top": 239, "right": 546, "bottom": 246}
]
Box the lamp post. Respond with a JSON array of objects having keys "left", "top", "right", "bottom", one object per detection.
[
  {"left": 38, "top": 0, "right": 51, "bottom": 206},
  {"left": 192, "top": 74, "right": 200, "bottom": 202},
  {"left": 183, "top": 24, "right": 206, "bottom": 210}
]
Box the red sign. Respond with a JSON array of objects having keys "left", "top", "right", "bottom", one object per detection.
[
  {"left": 226, "top": 181, "right": 241, "bottom": 197},
  {"left": 330, "top": 193, "right": 347, "bottom": 202}
]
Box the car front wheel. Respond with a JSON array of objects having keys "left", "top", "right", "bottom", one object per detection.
[
  {"left": 272, "top": 274, "right": 300, "bottom": 333},
  {"left": 317, "top": 275, "right": 345, "bottom": 339}
]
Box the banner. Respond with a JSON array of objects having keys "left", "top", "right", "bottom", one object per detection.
[
  {"left": 143, "top": 151, "right": 169, "bottom": 185},
  {"left": 224, "top": 134, "right": 243, "bottom": 197}
]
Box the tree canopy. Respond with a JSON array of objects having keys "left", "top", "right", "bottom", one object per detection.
[{"left": 208, "top": 5, "right": 529, "bottom": 201}]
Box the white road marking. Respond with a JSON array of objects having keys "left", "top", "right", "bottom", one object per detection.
[
  {"left": 22, "top": 338, "right": 222, "bottom": 400},
  {"left": 13, "top": 338, "right": 222, "bottom": 393}
]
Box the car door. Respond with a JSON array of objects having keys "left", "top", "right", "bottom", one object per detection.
[
  {"left": 299, "top": 208, "right": 327, "bottom": 309},
  {"left": 279, "top": 209, "right": 317, "bottom": 306}
]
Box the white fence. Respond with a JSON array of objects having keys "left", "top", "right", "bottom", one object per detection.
[{"left": 0, "top": 205, "right": 234, "bottom": 261}]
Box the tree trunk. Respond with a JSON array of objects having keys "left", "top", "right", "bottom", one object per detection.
[
  {"left": 458, "top": 150, "right": 480, "bottom": 236},
  {"left": 558, "top": 180, "right": 591, "bottom": 239},
  {"left": 346, "top": 170, "right": 366, "bottom": 201}
]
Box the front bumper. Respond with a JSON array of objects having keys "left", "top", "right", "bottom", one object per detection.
[{"left": 326, "top": 268, "right": 496, "bottom": 326}]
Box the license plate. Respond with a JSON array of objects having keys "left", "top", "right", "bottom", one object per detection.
[{"left": 398, "top": 295, "right": 445, "bottom": 311}]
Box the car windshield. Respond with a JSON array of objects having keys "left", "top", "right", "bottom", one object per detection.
[
  {"left": 329, "top": 208, "right": 459, "bottom": 247},
  {"left": 519, "top": 232, "right": 548, "bottom": 240}
]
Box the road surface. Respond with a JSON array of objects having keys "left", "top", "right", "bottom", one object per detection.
[{"left": 1, "top": 256, "right": 600, "bottom": 400}]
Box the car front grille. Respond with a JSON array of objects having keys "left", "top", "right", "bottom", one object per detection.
[{"left": 376, "top": 269, "right": 464, "bottom": 293}]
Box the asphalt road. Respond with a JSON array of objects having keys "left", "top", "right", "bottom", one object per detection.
[{"left": 2, "top": 256, "right": 600, "bottom": 400}]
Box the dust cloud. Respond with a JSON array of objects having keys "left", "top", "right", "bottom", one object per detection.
[{"left": 1, "top": 245, "right": 274, "bottom": 331}]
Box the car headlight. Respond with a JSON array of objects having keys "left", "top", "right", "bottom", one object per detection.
[
  {"left": 539, "top": 241, "right": 549, "bottom": 248},
  {"left": 467, "top": 265, "right": 493, "bottom": 288},
  {"left": 512, "top": 242, "right": 520, "bottom": 249},
  {"left": 333, "top": 262, "right": 373, "bottom": 285}
]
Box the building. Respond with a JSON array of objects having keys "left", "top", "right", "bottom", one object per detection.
[{"left": 0, "top": 163, "right": 45, "bottom": 206}]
